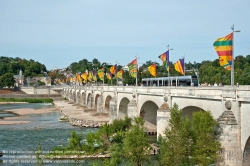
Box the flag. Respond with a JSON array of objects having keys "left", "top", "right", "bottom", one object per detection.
[
  {"left": 88, "top": 72, "right": 92, "bottom": 82},
  {"left": 76, "top": 73, "right": 82, "bottom": 82},
  {"left": 128, "top": 59, "right": 137, "bottom": 78},
  {"left": 110, "top": 64, "right": 117, "bottom": 75},
  {"left": 213, "top": 32, "right": 233, "bottom": 70},
  {"left": 97, "top": 68, "right": 104, "bottom": 81},
  {"left": 158, "top": 51, "right": 170, "bottom": 71},
  {"left": 148, "top": 64, "right": 156, "bottom": 77},
  {"left": 116, "top": 70, "right": 123, "bottom": 79},
  {"left": 81, "top": 72, "right": 87, "bottom": 83},
  {"left": 106, "top": 73, "right": 112, "bottom": 80},
  {"left": 92, "top": 70, "right": 97, "bottom": 81},
  {"left": 174, "top": 58, "right": 185, "bottom": 75}
]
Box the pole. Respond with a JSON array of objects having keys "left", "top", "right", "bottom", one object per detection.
[
  {"left": 183, "top": 55, "right": 185, "bottom": 76},
  {"left": 135, "top": 55, "right": 139, "bottom": 87},
  {"left": 231, "top": 25, "right": 235, "bottom": 87},
  {"left": 167, "top": 45, "right": 170, "bottom": 86},
  {"left": 116, "top": 61, "right": 118, "bottom": 85},
  {"left": 103, "top": 67, "right": 105, "bottom": 87}
]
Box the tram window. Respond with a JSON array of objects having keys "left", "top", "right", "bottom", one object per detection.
[
  {"left": 163, "top": 81, "right": 167, "bottom": 86},
  {"left": 142, "top": 81, "right": 147, "bottom": 86},
  {"left": 159, "top": 80, "right": 163, "bottom": 86},
  {"left": 153, "top": 81, "right": 158, "bottom": 86}
]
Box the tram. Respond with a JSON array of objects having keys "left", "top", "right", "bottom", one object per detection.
[{"left": 141, "top": 75, "right": 198, "bottom": 87}]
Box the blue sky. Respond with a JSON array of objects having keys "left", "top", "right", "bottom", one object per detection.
[{"left": 1, "top": 0, "right": 250, "bottom": 70}]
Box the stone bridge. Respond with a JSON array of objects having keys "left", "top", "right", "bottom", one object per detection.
[{"left": 62, "top": 85, "right": 250, "bottom": 165}]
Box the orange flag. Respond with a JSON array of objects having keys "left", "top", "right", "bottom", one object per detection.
[{"left": 148, "top": 64, "right": 156, "bottom": 77}]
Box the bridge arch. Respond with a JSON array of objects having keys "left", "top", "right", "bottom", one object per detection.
[
  {"left": 104, "top": 95, "right": 112, "bottom": 113},
  {"left": 94, "top": 94, "right": 100, "bottom": 111},
  {"left": 87, "top": 93, "right": 93, "bottom": 109},
  {"left": 139, "top": 100, "right": 159, "bottom": 131},
  {"left": 171, "top": 97, "right": 223, "bottom": 119},
  {"left": 182, "top": 106, "right": 205, "bottom": 118},
  {"left": 118, "top": 97, "right": 130, "bottom": 119}
]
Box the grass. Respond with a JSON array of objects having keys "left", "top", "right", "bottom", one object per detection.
[{"left": 0, "top": 98, "right": 53, "bottom": 103}]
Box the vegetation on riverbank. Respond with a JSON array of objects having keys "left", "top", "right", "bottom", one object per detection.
[
  {"left": 47, "top": 103, "right": 221, "bottom": 166},
  {"left": 0, "top": 98, "right": 53, "bottom": 103}
]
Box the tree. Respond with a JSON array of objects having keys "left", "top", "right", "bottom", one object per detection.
[
  {"left": 0, "top": 73, "right": 15, "bottom": 88},
  {"left": 68, "top": 131, "right": 82, "bottom": 151},
  {"left": 191, "top": 111, "right": 221, "bottom": 165},
  {"left": 158, "top": 103, "right": 192, "bottom": 166},
  {"left": 122, "top": 117, "right": 152, "bottom": 166},
  {"left": 158, "top": 104, "right": 221, "bottom": 166}
]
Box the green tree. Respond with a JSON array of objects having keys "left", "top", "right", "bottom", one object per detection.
[
  {"left": 122, "top": 117, "right": 152, "bottom": 166},
  {"left": 68, "top": 131, "right": 82, "bottom": 151},
  {"left": 191, "top": 111, "right": 221, "bottom": 166},
  {"left": 0, "top": 73, "right": 15, "bottom": 88},
  {"left": 158, "top": 103, "right": 192, "bottom": 166}
]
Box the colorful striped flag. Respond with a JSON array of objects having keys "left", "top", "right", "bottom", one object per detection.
[
  {"left": 128, "top": 59, "right": 137, "bottom": 78},
  {"left": 148, "top": 64, "right": 156, "bottom": 77},
  {"left": 116, "top": 70, "right": 123, "bottom": 79},
  {"left": 110, "top": 64, "right": 117, "bottom": 75},
  {"left": 97, "top": 68, "right": 104, "bottom": 81},
  {"left": 213, "top": 33, "right": 233, "bottom": 70},
  {"left": 106, "top": 73, "right": 112, "bottom": 80},
  {"left": 174, "top": 58, "right": 185, "bottom": 75},
  {"left": 158, "top": 51, "right": 170, "bottom": 71}
]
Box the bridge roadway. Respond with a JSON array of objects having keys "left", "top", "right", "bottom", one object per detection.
[{"left": 61, "top": 85, "right": 250, "bottom": 165}]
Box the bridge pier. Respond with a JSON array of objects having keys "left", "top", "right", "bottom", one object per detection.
[
  {"left": 109, "top": 93, "right": 117, "bottom": 122},
  {"left": 96, "top": 95, "right": 103, "bottom": 113},
  {"left": 217, "top": 100, "right": 242, "bottom": 166},
  {"left": 157, "top": 101, "right": 170, "bottom": 139},
  {"left": 127, "top": 93, "right": 138, "bottom": 119}
]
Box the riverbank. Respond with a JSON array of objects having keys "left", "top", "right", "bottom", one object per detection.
[{"left": 53, "top": 100, "right": 110, "bottom": 128}]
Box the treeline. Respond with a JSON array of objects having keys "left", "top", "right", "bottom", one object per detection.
[
  {"left": 0, "top": 56, "right": 47, "bottom": 77},
  {"left": 2, "top": 54, "right": 250, "bottom": 86},
  {"left": 69, "top": 54, "right": 250, "bottom": 85}
]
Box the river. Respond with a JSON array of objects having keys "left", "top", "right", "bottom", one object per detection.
[{"left": 0, "top": 103, "right": 97, "bottom": 166}]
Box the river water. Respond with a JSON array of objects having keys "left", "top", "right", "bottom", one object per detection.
[{"left": 0, "top": 103, "right": 97, "bottom": 166}]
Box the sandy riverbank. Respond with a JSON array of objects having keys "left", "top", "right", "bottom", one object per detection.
[
  {"left": 53, "top": 100, "right": 110, "bottom": 127},
  {"left": 0, "top": 107, "right": 58, "bottom": 125}
]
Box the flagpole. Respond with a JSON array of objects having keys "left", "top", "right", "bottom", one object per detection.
[
  {"left": 116, "top": 61, "right": 118, "bottom": 86},
  {"left": 183, "top": 55, "right": 185, "bottom": 76},
  {"left": 231, "top": 25, "right": 234, "bottom": 87},
  {"left": 103, "top": 69, "right": 104, "bottom": 87},
  {"left": 231, "top": 24, "right": 241, "bottom": 87},
  {"left": 135, "top": 55, "right": 140, "bottom": 87},
  {"left": 166, "top": 45, "right": 173, "bottom": 86}
]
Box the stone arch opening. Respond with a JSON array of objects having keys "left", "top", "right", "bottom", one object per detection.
[
  {"left": 243, "top": 137, "right": 250, "bottom": 164},
  {"left": 104, "top": 95, "right": 112, "bottom": 113},
  {"left": 94, "top": 94, "right": 100, "bottom": 111},
  {"left": 182, "top": 106, "right": 205, "bottom": 119},
  {"left": 81, "top": 92, "right": 85, "bottom": 106},
  {"left": 118, "top": 97, "right": 130, "bottom": 119},
  {"left": 87, "top": 93, "right": 93, "bottom": 109},
  {"left": 140, "top": 101, "right": 159, "bottom": 131},
  {"left": 73, "top": 91, "right": 76, "bottom": 102}
]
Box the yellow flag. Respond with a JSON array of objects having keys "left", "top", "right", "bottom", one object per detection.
[{"left": 148, "top": 64, "right": 156, "bottom": 77}]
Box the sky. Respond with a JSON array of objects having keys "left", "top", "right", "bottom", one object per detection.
[{"left": 0, "top": 0, "right": 250, "bottom": 70}]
